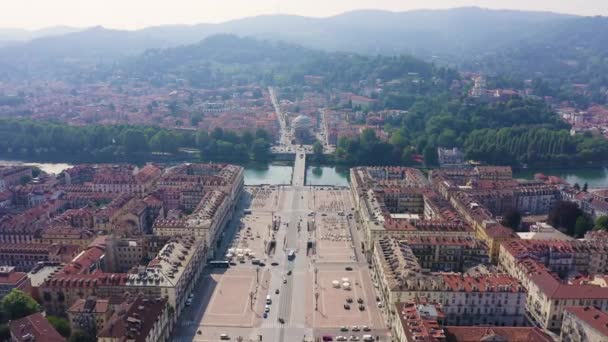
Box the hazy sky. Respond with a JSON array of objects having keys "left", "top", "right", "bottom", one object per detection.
[{"left": 4, "top": 0, "right": 608, "bottom": 30}]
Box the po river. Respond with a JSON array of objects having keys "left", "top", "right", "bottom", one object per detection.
[
  {"left": 0, "top": 160, "right": 351, "bottom": 187},
  {"left": 1, "top": 160, "right": 606, "bottom": 188}
]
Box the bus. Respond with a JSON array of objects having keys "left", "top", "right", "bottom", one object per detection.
[{"left": 208, "top": 260, "right": 230, "bottom": 268}]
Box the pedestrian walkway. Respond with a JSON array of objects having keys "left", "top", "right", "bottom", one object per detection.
[{"left": 292, "top": 150, "right": 306, "bottom": 186}]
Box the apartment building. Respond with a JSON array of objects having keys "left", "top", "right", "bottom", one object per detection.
[
  {"left": 392, "top": 300, "right": 446, "bottom": 342},
  {"left": 8, "top": 312, "right": 65, "bottom": 342},
  {"left": 0, "top": 266, "right": 31, "bottom": 298},
  {"left": 561, "top": 306, "right": 608, "bottom": 342},
  {"left": 67, "top": 297, "right": 112, "bottom": 335},
  {"left": 0, "top": 166, "right": 32, "bottom": 191},
  {"left": 373, "top": 237, "right": 527, "bottom": 328},
  {"left": 97, "top": 294, "right": 170, "bottom": 342},
  {"left": 500, "top": 239, "right": 608, "bottom": 331}
]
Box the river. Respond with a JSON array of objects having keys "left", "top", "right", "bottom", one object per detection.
[
  {"left": 306, "top": 166, "right": 350, "bottom": 186},
  {"left": 3, "top": 159, "right": 605, "bottom": 188},
  {"left": 514, "top": 167, "right": 608, "bottom": 188}
]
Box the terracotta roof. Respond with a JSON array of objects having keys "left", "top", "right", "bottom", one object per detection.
[
  {"left": 97, "top": 294, "right": 166, "bottom": 342},
  {"left": 68, "top": 297, "right": 110, "bottom": 315},
  {"left": 0, "top": 267, "right": 28, "bottom": 285},
  {"left": 443, "top": 326, "right": 553, "bottom": 342},
  {"left": 565, "top": 306, "right": 608, "bottom": 337},
  {"left": 8, "top": 312, "right": 65, "bottom": 342}
]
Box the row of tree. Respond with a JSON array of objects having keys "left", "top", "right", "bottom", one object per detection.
[
  {"left": 463, "top": 127, "right": 608, "bottom": 165},
  {"left": 0, "top": 119, "right": 273, "bottom": 163},
  {"left": 331, "top": 95, "right": 608, "bottom": 167}
]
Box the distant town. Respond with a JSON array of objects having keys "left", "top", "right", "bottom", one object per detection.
[{"left": 1, "top": 7, "right": 608, "bottom": 342}]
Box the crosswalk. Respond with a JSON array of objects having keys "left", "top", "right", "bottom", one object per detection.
[{"left": 260, "top": 321, "right": 308, "bottom": 329}]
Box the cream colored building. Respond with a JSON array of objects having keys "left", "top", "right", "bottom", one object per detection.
[
  {"left": 499, "top": 240, "right": 608, "bottom": 331},
  {"left": 561, "top": 306, "right": 608, "bottom": 342},
  {"left": 373, "top": 237, "right": 527, "bottom": 330}
]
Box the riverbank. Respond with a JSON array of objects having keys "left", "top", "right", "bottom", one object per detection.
[
  {"left": 513, "top": 167, "right": 608, "bottom": 188},
  {"left": 3, "top": 156, "right": 606, "bottom": 189}
]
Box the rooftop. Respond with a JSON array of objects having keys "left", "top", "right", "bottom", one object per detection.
[
  {"left": 97, "top": 294, "right": 166, "bottom": 342},
  {"left": 443, "top": 326, "right": 553, "bottom": 342},
  {"left": 565, "top": 306, "right": 608, "bottom": 337},
  {"left": 8, "top": 312, "right": 65, "bottom": 342}
]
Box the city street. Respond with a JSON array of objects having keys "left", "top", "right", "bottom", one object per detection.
[
  {"left": 172, "top": 95, "right": 388, "bottom": 342},
  {"left": 173, "top": 172, "right": 389, "bottom": 342}
]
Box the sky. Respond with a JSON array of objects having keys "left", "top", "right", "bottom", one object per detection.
[{"left": 3, "top": 0, "right": 608, "bottom": 30}]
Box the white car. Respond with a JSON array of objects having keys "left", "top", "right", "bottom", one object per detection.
[{"left": 185, "top": 299, "right": 192, "bottom": 306}]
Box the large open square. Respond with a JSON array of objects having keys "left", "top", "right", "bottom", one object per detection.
[
  {"left": 176, "top": 167, "right": 389, "bottom": 342},
  {"left": 315, "top": 214, "right": 356, "bottom": 262},
  {"left": 307, "top": 267, "right": 384, "bottom": 328},
  {"left": 200, "top": 268, "right": 268, "bottom": 327}
]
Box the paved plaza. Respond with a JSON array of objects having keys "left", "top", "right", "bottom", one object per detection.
[{"left": 174, "top": 151, "right": 390, "bottom": 342}]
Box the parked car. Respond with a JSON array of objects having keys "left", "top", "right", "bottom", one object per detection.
[{"left": 340, "top": 326, "right": 348, "bottom": 332}]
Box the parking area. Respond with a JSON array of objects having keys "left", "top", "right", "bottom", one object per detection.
[
  {"left": 201, "top": 269, "right": 266, "bottom": 327},
  {"left": 308, "top": 268, "right": 382, "bottom": 328},
  {"left": 247, "top": 186, "right": 280, "bottom": 211},
  {"left": 227, "top": 211, "right": 273, "bottom": 260},
  {"left": 311, "top": 188, "right": 353, "bottom": 212},
  {"left": 315, "top": 215, "right": 355, "bottom": 262}
]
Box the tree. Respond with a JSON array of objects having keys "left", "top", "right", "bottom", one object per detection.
[
  {"left": 122, "top": 129, "right": 148, "bottom": 155},
  {"left": 31, "top": 167, "right": 41, "bottom": 178},
  {"left": 0, "top": 324, "right": 9, "bottom": 341},
  {"left": 575, "top": 216, "right": 593, "bottom": 237},
  {"left": 251, "top": 138, "right": 269, "bottom": 162},
  {"left": 501, "top": 209, "right": 522, "bottom": 231},
  {"left": 595, "top": 216, "right": 608, "bottom": 231},
  {"left": 47, "top": 316, "right": 71, "bottom": 338},
  {"left": 1, "top": 289, "right": 40, "bottom": 320},
  {"left": 190, "top": 113, "right": 203, "bottom": 127},
  {"left": 548, "top": 201, "right": 584, "bottom": 236},
  {"left": 312, "top": 141, "right": 324, "bottom": 162},
  {"left": 69, "top": 330, "right": 96, "bottom": 342},
  {"left": 583, "top": 182, "right": 589, "bottom": 192},
  {"left": 19, "top": 175, "right": 31, "bottom": 185},
  {"left": 423, "top": 146, "right": 438, "bottom": 166}
]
